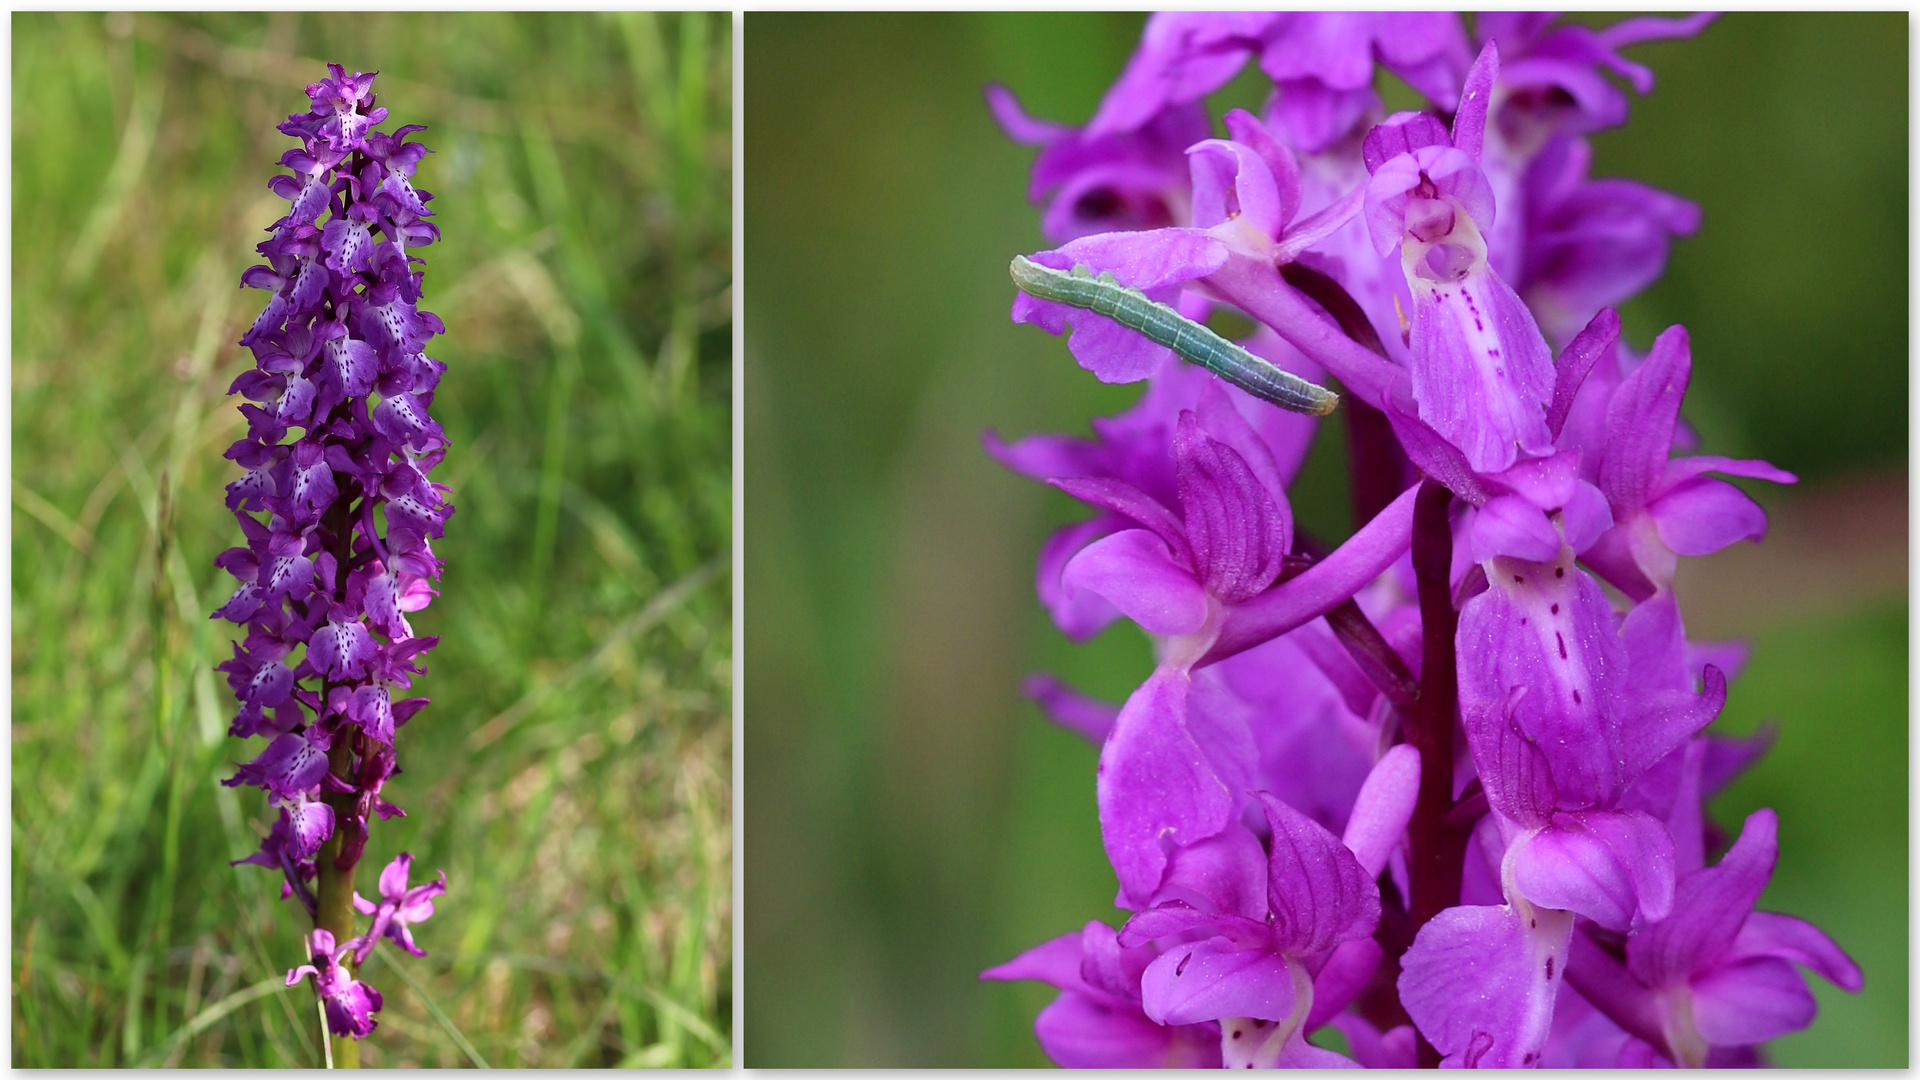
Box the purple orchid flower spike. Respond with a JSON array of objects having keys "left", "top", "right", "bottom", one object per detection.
[
  {"left": 287, "top": 928, "right": 384, "bottom": 1040},
  {"left": 221, "top": 63, "right": 456, "bottom": 1054},
  {"left": 987, "top": 14, "right": 1859, "bottom": 1068},
  {"left": 350, "top": 852, "right": 446, "bottom": 963}
]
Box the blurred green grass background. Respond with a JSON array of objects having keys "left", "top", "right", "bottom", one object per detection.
[
  {"left": 14, "top": 12, "right": 731, "bottom": 1067},
  {"left": 744, "top": 12, "right": 1906, "bottom": 1067}
]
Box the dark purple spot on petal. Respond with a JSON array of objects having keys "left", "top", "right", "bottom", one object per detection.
[
  {"left": 1176, "top": 952, "right": 1192, "bottom": 977},
  {"left": 1556, "top": 632, "right": 1567, "bottom": 659}
]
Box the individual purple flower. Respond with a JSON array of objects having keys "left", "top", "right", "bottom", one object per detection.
[
  {"left": 1012, "top": 110, "right": 1387, "bottom": 398},
  {"left": 983, "top": 921, "right": 1224, "bottom": 1068},
  {"left": 1361, "top": 44, "right": 1560, "bottom": 475},
  {"left": 286, "top": 928, "right": 384, "bottom": 1040},
  {"left": 1516, "top": 136, "right": 1700, "bottom": 347},
  {"left": 1573, "top": 324, "right": 1797, "bottom": 603},
  {"left": 1478, "top": 13, "right": 1719, "bottom": 152},
  {"left": 350, "top": 852, "right": 446, "bottom": 963},
  {"left": 988, "top": 86, "right": 1207, "bottom": 243},
  {"left": 1117, "top": 749, "right": 1419, "bottom": 1067},
  {"left": 1563, "top": 808, "right": 1863, "bottom": 1066},
  {"left": 987, "top": 351, "right": 1319, "bottom": 641}
]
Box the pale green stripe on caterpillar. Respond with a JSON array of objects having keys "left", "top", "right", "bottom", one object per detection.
[{"left": 1010, "top": 255, "right": 1339, "bottom": 418}]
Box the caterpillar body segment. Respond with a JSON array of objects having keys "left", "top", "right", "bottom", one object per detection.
[{"left": 1010, "top": 255, "right": 1340, "bottom": 418}]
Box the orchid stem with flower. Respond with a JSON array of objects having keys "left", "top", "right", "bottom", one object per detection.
[
  {"left": 217, "top": 63, "right": 451, "bottom": 1066},
  {"left": 983, "top": 13, "right": 1860, "bottom": 1069}
]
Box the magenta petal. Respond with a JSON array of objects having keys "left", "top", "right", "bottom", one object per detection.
[
  {"left": 1033, "top": 520, "right": 1123, "bottom": 642},
  {"left": 1398, "top": 903, "right": 1572, "bottom": 1068},
  {"left": 1620, "top": 589, "right": 1690, "bottom": 692},
  {"left": 1098, "top": 667, "right": 1237, "bottom": 903},
  {"left": 1512, "top": 810, "right": 1675, "bottom": 929},
  {"left": 1618, "top": 666, "right": 1727, "bottom": 783},
  {"left": 1052, "top": 229, "right": 1230, "bottom": 292},
  {"left": 1659, "top": 453, "right": 1797, "bottom": 489},
  {"left": 1485, "top": 446, "right": 1580, "bottom": 510},
  {"left": 1648, "top": 476, "right": 1767, "bottom": 556},
  {"left": 1459, "top": 561, "right": 1624, "bottom": 814},
  {"left": 1023, "top": 673, "right": 1119, "bottom": 745},
  {"left": 983, "top": 83, "right": 1067, "bottom": 144},
  {"left": 1086, "top": 12, "right": 1269, "bottom": 137},
  {"left": 1307, "top": 936, "right": 1383, "bottom": 1029},
  {"left": 981, "top": 931, "right": 1090, "bottom": 993},
  {"left": 1730, "top": 912, "right": 1864, "bottom": 993},
  {"left": 1174, "top": 412, "right": 1289, "bottom": 604},
  {"left": 1062, "top": 529, "right": 1210, "bottom": 637},
  {"left": 1546, "top": 307, "right": 1621, "bottom": 437},
  {"left": 1012, "top": 231, "right": 1229, "bottom": 383},
  {"left": 1140, "top": 938, "right": 1296, "bottom": 1025},
  {"left": 1269, "top": 78, "right": 1378, "bottom": 154},
  {"left": 1221, "top": 109, "right": 1301, "bottom": 227},
  {"left": 1274, "top": 1038, "right": 1363, "bottom": 1068},
  {"left": 1328, "top": 1015, "right": 1418, "bottom": 1069},
  {"left": 1188, "top": 138, "right": 1283, "bottom": 238},
  {"left": 1193, "top": 380, "right": 1290, "bottom": 525},
  {"left": 1033, "top": 993, "right": 1198, "bottom": 1068},
  {"left": 981, "top": 427, "right": 1106, "bottom": 482},
  {"left": 1469, "top": 495, "right": 1563, "bottom": 563},
  {"left": 1206, "top": 483, "right": 1417, "bottom": 663},
  {"left": 1258, "top": 792, "right": 1380, "bottom": 956},
  {"left": 1407, "top": 265, "right": 1556, "bottom": 474},
  {"left": 1122, "top": 904, "right": 1268, "bottom": 951},
  {"left": 1149, "top": 821, "right": 1270, "bottom": 921},
  {"left": 1061, "top": 303, "right": 1180, "bottom": 384},
  {"left": 1597, "top": 323, "right": 1689, "bottom": 513},
  {"left": 1460, "top": 687, "right": 1557, "bottom": 827},
  {"left": 1450, "top": 40, "right": 1499, "bottom": 161},
  {"left": 1559, "top": 481, "right": 1614, "bottom": 553},
  {"left": 1340, "top": 744, "right": 1421, "bottom": 879},
  {"left": 1689, "top": 956, "right": 1817, "bottom": 1046},
  {"left": 1628, "top": 809, "right": 1775, "bottom": 987},
  {"left": 1048, "top": 477, "right": 1189, "bottom": 562}
]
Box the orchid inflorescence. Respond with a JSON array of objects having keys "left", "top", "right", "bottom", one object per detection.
[
  {"left": 983, "top": 14, "right": 1860, "bottom": 1068},
  {"left": 217, "top": 63, "right": 449, "bottom": 1042}
]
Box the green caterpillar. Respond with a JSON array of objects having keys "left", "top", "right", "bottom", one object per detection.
[{"left": 1010, "top": 255, "right": 1339, "bottom": 418}]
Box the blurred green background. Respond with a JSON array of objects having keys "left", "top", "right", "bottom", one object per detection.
[
  {"left": 14, "top": 12, "right": 731, "bottom": 1067},
  {"left": 744, "top": 12, "right": 1906, "bottom": 1068}
]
